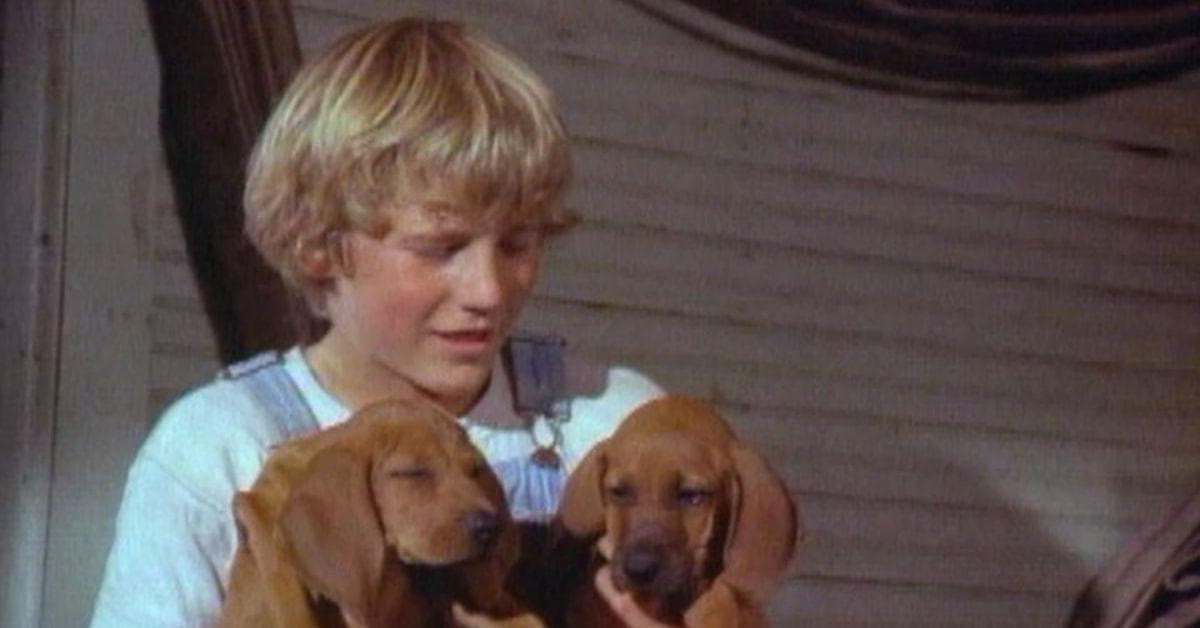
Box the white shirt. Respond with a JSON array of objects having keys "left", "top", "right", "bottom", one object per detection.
[{"left": 90, "top": 346, "right": 661, "bottom": 627}]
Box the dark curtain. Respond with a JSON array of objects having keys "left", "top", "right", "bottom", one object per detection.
[
  {"left": 146, "top": 0, "right": 321, "bottom": 364},
  {"left": 629, "top": 0, "right": 1200, "bottom": 100}
]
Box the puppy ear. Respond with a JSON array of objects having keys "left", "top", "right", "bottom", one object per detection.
[
  {"left": 231, "top": 492, "right": 319, "bottom": 628},
  {"left": 232, "top": 491, "right": 268, "bottom": 557},
  {"left": 558, "top": 441, "right": 609, "bottom": 539},
  {"left": 279, "top": 446, "right": 388, "bottom": 624},
  {"left": 723, "top": 445, "right": 802, "bottom": 602}
]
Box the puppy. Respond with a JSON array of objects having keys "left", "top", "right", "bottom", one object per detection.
[
  {"left": 557, "top": 396, "right": 801, "bottom": 627},
  {"left": 219, "top": 397, "right": 542, "bottom": 628}
]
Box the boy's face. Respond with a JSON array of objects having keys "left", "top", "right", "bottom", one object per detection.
[{"left": 321, "top": 193, "right": 545, "bottom": 414}]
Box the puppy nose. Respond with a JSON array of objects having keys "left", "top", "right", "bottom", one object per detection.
[
  {"left": 621, "top": 545, "right": 664, "bottom": 588},
  {"left": 465, "top": 509, "right": 500, "bottom": 548}
]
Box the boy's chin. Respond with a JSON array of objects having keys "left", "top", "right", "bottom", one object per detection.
[{"left": 420, "top": 365, "right": 492, "bottom": 411}]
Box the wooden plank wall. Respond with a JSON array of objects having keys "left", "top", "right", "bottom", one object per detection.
[
  {"left": 141, "top": 1, "right": 1200, "bottom": 626},
  {"left": 37, "top": 1, "right": 162, "bottom": 627},
  {"left": 0, "top": 1, "right": 70, "bottom": 626}
]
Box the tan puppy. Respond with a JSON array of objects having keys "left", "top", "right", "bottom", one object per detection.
[
  {"left": 219, "top": 397, "right": 542, "bottom": 628},
  {"left": 558, "top": 396, "right": 801, "bottom": 627}
]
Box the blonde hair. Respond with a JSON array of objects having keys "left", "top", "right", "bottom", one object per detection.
[{"left": 244, "top": 18, "right": 575, "bottom": 295}]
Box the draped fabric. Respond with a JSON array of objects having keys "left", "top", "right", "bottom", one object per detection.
[
  {"left": 1067, "top": 486, "right": 1200, "bottom": 628},
  {"left": 626, "top": 0, "right": 1200, "bottom": 100},
  {"left": 145, "top": 0, "right": 321, "bottom": 364}
]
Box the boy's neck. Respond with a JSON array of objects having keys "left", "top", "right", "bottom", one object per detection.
[{"left": 303, "top": 334, "right": 480, "bottom": 416}]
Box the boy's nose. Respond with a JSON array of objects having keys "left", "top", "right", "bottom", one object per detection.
[{"left": 457, "top": 245, "right": 503, "bottom": 311}]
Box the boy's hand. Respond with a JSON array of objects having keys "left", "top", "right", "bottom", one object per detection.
[
  {"left": 594, "top": 566, "right": 682, "bottom": 628},
  {"left": 450, "top": 603, "right": 546, "bottom": 628}
]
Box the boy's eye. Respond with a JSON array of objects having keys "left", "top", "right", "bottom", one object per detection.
[
  {"left": 500, "top": 227, "right": 543, "bottom": 256},
  {"left": 408, "top": 238, "right": 467, "bottom": 260}
]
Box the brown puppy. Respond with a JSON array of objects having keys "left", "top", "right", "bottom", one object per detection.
[
  {"left": 558, "top": 396, "right": 801, "bottom": 627},
  {"left": 219, "top": 397, "right": 542, "bottom": 628}
]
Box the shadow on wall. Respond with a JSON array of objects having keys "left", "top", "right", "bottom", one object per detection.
[{"left": 729, "top": 407, "right": 1095, "bottom": 627}]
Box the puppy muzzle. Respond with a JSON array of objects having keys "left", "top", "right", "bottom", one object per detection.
[
  {"left": 613, "top": 539, "right": 692, "bottom": 601},
  {"left": 464, "top": 508, "right": 501, "bottom": 554}
]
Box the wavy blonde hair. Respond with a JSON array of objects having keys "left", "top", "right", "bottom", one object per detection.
[{"left": 244, "top": 18, "right": 575, "bottom": 297}]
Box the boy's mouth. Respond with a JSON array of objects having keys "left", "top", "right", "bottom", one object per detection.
[{"left": 435, "top": 329, "right": 493, "bottom": 346}]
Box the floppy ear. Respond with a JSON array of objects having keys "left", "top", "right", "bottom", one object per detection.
[
  {"left": 232, "top": 491, "right": 272, "bottom": 570},
  {"left": 279, "top": 446, "right": 388, "bottom": 624},
  {"left": 722, "top": 445, "right": 802, "bottom": 602},
  {"left": 229, "top": 491, "right": 321, "bottom": 628},
  {"left": 558, "top": 440, "right": 609, "bottom": 539}
]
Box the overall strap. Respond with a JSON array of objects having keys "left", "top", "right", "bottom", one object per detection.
[
  {"left": 504, "top": 332, "right": 571, "bottom": 471},
  {"left": 219, "top": 350, "right": 321, "bottom": 441},
  {"left": 505, "top": 332, "right": 569, "bottom": 420}
]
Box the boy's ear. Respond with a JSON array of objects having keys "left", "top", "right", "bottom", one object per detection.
[{"left": 295, "top": 235, "right": 340, "bottom": 279}]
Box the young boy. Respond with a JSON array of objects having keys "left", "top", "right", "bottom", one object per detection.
[{"left": 91, "top": 18, "right": 663, "bottom": 626}]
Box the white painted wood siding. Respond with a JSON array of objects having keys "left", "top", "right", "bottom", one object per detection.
[{"left": 15, "top": 1, "right": 1196, "bottom": 626}]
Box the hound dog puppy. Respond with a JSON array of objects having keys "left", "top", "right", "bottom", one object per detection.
[
  {"left": 219, "top": 397, "right": 542, "bottom": 628},
  {"left": 557, "top": 396, "right": 801, "bottom": 627}
]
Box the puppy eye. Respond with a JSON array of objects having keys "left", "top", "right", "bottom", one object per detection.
[
  {"left": 606, "top": 484, "right": 633, "bottom": 504},
  {"left": 677, "top": 487, "right": 711, "bottom": 506},
  {"left": 468, "top": 462, "right": 488, "bottom": 478},
  {"left": 387, "top": 467, "right": 431, "bottom": 481}
]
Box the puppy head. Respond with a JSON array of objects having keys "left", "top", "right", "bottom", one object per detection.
[
  {"left": 364, "top": 404, "right": 508, "bottom": 566},
  {"left": 561, "top": 397, "right": 737, "bottom": 612},
  {"left": 559, "top": 396, "right": 800, "bottom": 610},
  {"left": 279, "top": 397, "right": 512, "bottom": 623},
  {"left": 607, "top": 432, "right": 733, "bottom": 609}
]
